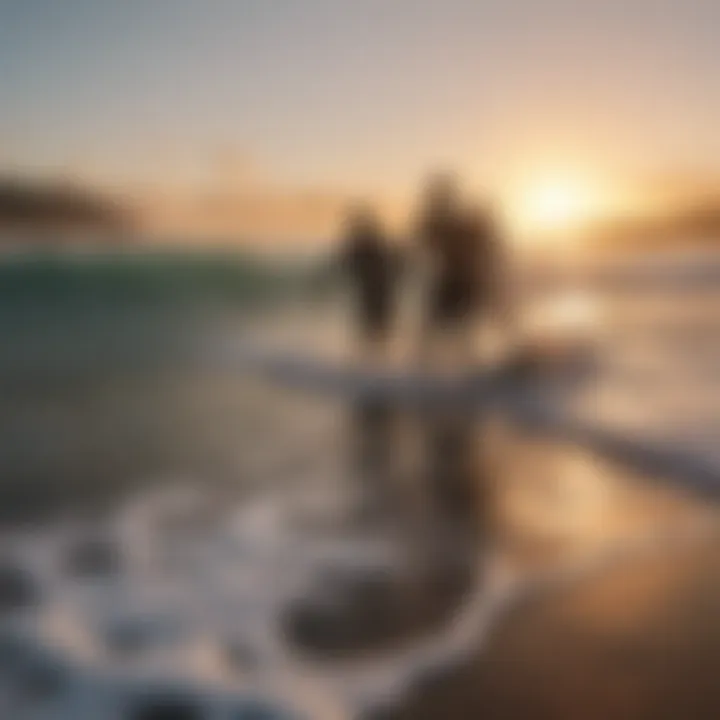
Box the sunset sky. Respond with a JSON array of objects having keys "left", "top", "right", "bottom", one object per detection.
[{"left": 1, "top": 0, "right": 718, "bottom": 238}]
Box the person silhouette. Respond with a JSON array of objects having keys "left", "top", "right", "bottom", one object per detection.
[
  {"left": 414, "top": 174, "right": 477, "bottom": 366},
  {"left": 415, "top": 175, "right": 514, "bottom": 367},
  {"left": 339, "top": 204, "right": 402, "bottom": 361}
]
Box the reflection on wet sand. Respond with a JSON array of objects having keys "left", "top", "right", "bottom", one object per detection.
[
  {"left": 283, "top": 400, "right": 489, "bottom": 659},
  {"left": 284, "top": 397, "right": 720, "bottom": 719},
  {"left": 384, "top": 432, "right": 720, "bottom": 720},
  {"left": 389, "top": 533, "right": 720, "bottom": 720},
  {"left": 1, "top": 368, "right": 717, "bottom": 719}
]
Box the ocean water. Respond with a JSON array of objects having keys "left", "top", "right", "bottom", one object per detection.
[
  {"left": 0, "top": 251, "right": 335, "bottom": 520},
  {"left": 0, "top": 248, "right": 719, "bottom": 720}
]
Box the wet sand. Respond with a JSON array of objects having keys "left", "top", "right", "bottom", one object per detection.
[
  {"left": 387, "top": 532, "right": 720, "bottom": 720},
  {"left": 0, "top": 385, "right": 718, "bottom": 720},
  {"left": 280, "top": 410, "right": 720, "bottom": 720},
  {"left": 1, "top": 263, "right": 719, "bottom": 718}
]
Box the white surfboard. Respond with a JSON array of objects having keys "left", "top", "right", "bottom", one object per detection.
[
  {"left": 216, "top": 335, "right": 596, "bottom": 405},
  {"left": 216, "top": 340, "right": 720, "bottom": 498}
]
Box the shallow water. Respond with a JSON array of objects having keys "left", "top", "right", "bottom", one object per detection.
[
  {"left": 1, "top": 405, "right": 717, "bottom": 720},
  {"left": 0, "top": 249, "right": 718, "bottom": 719}
]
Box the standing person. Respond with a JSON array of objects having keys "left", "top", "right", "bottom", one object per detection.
[
  {"left": 414, "top": 174, "right": 514, "bottom": 367},
  {"left": 339, "top": 205, "right": 401, "bottom": 362},
  {"left": 414, "top": 173, "right": 478, "bottom": 367}
]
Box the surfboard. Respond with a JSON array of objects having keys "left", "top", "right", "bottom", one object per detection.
[
  {"left": 214, "top": 339, "right": 720, "bottom": 497},
  {"left": 217, "top": 336, "right": 595, "bottom": 406}
]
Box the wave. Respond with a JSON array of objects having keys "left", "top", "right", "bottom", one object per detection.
[{"left": 0, "top": 248, "right": 335, "bottom": 309}]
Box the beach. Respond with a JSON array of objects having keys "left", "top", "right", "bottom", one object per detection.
[{"left": 0, "top": 247, "right": 718, "bottom": 719}]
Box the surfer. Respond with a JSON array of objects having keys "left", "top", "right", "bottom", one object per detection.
[
  {"left": 339, "top": 205, "right": 401, "bottom": 359},
  {"left": 414, "top": 173, "right": 516, "bottom": 367},
  {"left": 414, "top": 174, "right": 478, "bottom": 365}
]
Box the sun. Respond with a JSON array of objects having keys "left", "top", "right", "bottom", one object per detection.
[{"left": 512, "top": 176, "right": 604, "bottom": 236}]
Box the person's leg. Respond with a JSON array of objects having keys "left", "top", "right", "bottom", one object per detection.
[
  {"left": 415, "top": 295, "right": 439, "bottom": 370},
  {"left": 439, "top": 282, "right": 477, "bottom": 372},
  {"left": 458, "top": 315, "right": 479, "bottom": 367},
  {"left": 416, "top": 276, "right": 454, "bottom": 370},
  {"left": 458, "top": 289, "right": 486, "bottom": 367},
  {"left": 360, "top": 302, "right": 396, "bottom": 368}
]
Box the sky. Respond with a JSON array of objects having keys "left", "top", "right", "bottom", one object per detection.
[{"left": 1, "top": 0, "right": 719, "bottom": 237}]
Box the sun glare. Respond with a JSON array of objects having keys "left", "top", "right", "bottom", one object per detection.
[{"left": 512, "top": 176, "right": 605, "bottom": 236}]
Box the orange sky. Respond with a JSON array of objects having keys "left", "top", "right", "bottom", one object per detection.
[{"left": 2, "top": 1, "right": 719, "bottom": 242}]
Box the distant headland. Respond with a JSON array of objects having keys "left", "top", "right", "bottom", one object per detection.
[{"left": 0, "top": 177, "right": 133, "bottom": 243}]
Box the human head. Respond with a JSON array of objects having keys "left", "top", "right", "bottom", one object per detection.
[
  {"left": 421, "top": 171, "right": 462, "bottom": 215},
  {"left": 344, "top": 203, "right": 382, "bottom": 237}
]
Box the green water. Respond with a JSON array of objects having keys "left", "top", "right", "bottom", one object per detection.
[{"left": 0, "top": 249, "right": 336, "bottom": 522}]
